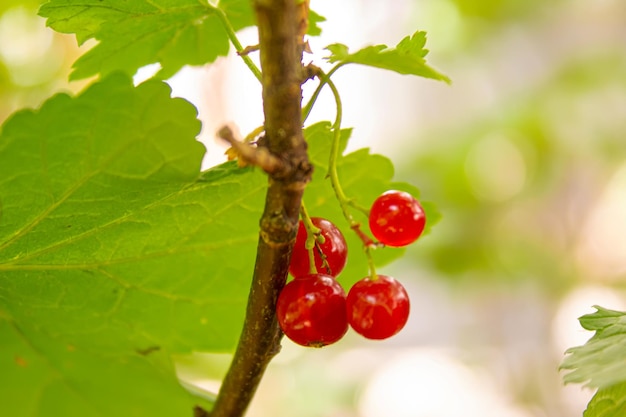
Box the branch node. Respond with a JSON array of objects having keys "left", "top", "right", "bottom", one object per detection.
[
  {"left": 301, "top": 63, "right": 321, "bottom": 84},
  {"left": 219, "top": 125, "right": 284, "bottom": 174}
]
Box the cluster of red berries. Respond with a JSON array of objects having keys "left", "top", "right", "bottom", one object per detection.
[{"left": 276, "top": 190, "right": 426, "bottom": 347}]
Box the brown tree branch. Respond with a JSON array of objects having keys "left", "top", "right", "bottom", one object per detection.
[{"left": 200, "top": 1, "right": 311, "bottom": 417}]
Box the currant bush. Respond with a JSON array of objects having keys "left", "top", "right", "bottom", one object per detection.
[
  {"left": 368, "top": 190, "right": 426, "bottom": 247},
  {"left": 289, "top": 217, "right": 348, "bottom": 278},
  {"left": 346, "top": 274, "right": 410, "bottom": 340},
  {"left": 276, "top": 273, "right": 348, "bottom": 347}
]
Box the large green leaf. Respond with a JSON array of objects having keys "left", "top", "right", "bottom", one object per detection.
[
  {"left": 561, "top": 306, "right": 626, "bottom": 389},
  {"left": 38, "top": 0, "right": 253, "bottom": 80},
  {"left": 0, "top": 75, "right": 430, "bottom": 414},
  {"left": 325, "top": 31, "right": 451, "bottom": 83},
  {"left": 0, "top": 73, "right": 256, "bottom": 415},
  {"left": 0, "top": 73, "right": 264, "bottom": 358},
  {"left": 37, "top": 0, "right": 325, "bottom": 81}
]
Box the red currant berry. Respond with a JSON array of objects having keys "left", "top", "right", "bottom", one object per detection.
[
  {"left": 368, "top": 190, "right": 426, "bottom": 247},
  {"left": 346, "top": 275, "right": 410, "bottom": 340},
  {"left": 289, "top": 217, "right": 348, "bottom": 278},
  {"left": 276, "top": 273, "right": 348, "bottom": 347}
]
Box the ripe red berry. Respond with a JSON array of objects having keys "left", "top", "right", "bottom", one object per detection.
[
  {"left": 276, "top": 273, "right": 348, "bottom": 347},
  {"left": 346, "top": 275, "right": 410, "bottom": 340},
  {"left": 289, "top": 217, "right": 348, "bottom": 278},
  {"left": 368, "top": 190, "right": 426, "bottom": 247}
]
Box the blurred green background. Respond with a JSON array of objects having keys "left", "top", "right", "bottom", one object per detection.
[{"left": 2, "top": 0, "right": 626, "bottom": 416}]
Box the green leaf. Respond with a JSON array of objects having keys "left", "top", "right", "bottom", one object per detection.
[
  {"left": 0, "top": 72, "right": 262, "bottom": 356},
  {"left": 0, "top": 72, "right": 205, "bottom": 256},
  {"left": 307, "top": 10, "right": 325, "bottom": 37},
  {"left": 584, "top": 382, "right": 626, "bottom": 417},
  {"left": 0, "top": 73, "right": 257, "bottom": 414},
  {"left": 38, "top": 0, "right": 254, "bottom": 80},
  {"left": 578, "top": 306, "right": 626, "bottom": 331},
  {"left": 325, "top": 31, "right": 451, "bottom": 83},
  {"left": 561, "top": 306, "right": 626, "bottom": 388}
]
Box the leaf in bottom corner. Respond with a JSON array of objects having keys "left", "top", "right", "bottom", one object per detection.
[
  {"left": 561, "top": 306, "right": 626, "bottom": 389},
  {"left": 584, "top": 382, "right": 626, "bottom": 417}
]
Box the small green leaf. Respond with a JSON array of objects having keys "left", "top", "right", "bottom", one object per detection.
[
  {"left": 325, "top": 31, "right": 451, "bottom": 83},
  {"left": 307, "top": 10, "right": 325, "bottom": 36},
  {"left": 584, "top": 382, "right": 626, "bottom": 417},
  {"left": 561, "top": 306, "right": 626, "bottom": 388},
  {"left": 579, "top": 306, "right": 626, "bottom": 331},
  {"left": 38, "top": 0, "right": 255, "bottom": 80}
]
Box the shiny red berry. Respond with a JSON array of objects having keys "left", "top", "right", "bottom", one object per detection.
[
  {"left": 276, "top": 273, "right": 348, "bottom": 347},
  {"left": 289, "top": 217, "right": 348, "bottom": 278},
  {"left": 368, "top": 190, "right": 426, "bottom": 247},
  {"left": 346, "top": 275, "right": 410, "bottom": 340}
]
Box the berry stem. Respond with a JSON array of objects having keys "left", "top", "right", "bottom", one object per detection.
[
  {"left": 299, "top": 202, "right": 319, "bottom": 234},
  {"left": 299, "top": 203, "right": 320, "bottom": 275},
  {"left": 302, "top": 63, "right": 344, "bottom": 123},
  {"left": 365, "top": 246, "right": 378, "bottom": 280},
  {"left": 322, "top": 72, "right": 379, "bottom": 278},
  {"left": 323, "top": 74, "right": 350, "bottom": 218}
]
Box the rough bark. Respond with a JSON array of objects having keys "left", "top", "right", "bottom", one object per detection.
[{"left": 201, "top": 1, "right": 311, "bottom": 416}]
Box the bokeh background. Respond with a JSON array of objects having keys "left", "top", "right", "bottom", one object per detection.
[{"left": 2, "top": 0, "right": 626, "bottom": 416}]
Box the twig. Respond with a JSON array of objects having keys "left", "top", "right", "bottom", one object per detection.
[
  {"left": 238, "top": 44, "right": 260, "bottom": 56},
  {"left": 218, "top": 125, "right": 283, "bottom": 174}
]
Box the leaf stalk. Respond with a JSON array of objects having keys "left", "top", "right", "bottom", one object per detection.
[{"left": 212, "top": 6, "right": 263, "bottom": 82}]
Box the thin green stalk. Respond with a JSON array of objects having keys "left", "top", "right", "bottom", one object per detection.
[
  {"left": 364, "top": 246, "right": 378, "bottom": 280},
  {"left": 323, "top": 73, "right": 378, "bottom": 278},
  {"left": 302, "top": 63, "right": 344, "bottom": 122},
  {"left": 299, "top": 203, "right": 320, "bottom": 275},
  {"left": 324, "top": 76, "right": 349, "bottom": 214},
  {"left": 212, "top": 7, "right": 263, "bottom": 83}
]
